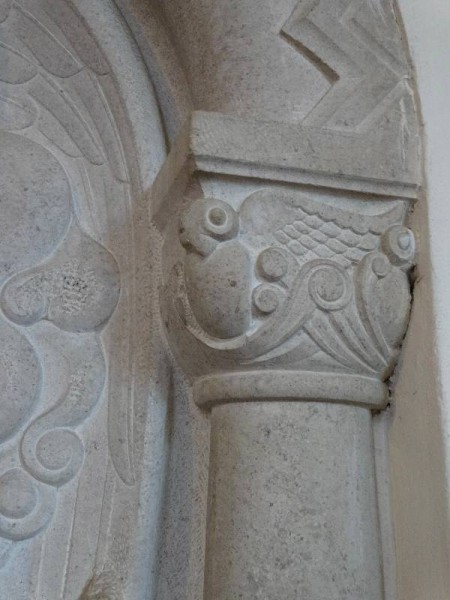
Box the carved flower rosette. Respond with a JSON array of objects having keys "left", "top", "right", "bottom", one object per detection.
[{"left": 162, "top": 189, "right": 415, "bottom": 406}]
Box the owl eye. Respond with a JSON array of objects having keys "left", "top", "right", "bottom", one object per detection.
[
  {"left": 381, "top": 225, "right": 416, "bottom": 268},
  {"left": 203, "top": 202, "right": 238, "bottom": 239},
  {"left": 207, "top": 207, "right": 227, "bottom": 227},
  {"left": 179, "top": 198, "right": 240, "bottom": 256}
]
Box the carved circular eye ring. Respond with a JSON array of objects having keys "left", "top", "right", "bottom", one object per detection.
[
  {"left": 207, "top": 207, "right": 227, "bottom": 227},
  {"left": 381, "top": 225, "right": 416, "bottom": 267},
  {"left": 308, "top": 263, "right": 352, "bottom": 311},
  {"left": 204, "top": 201, "right": 238, "bottom": 238}
]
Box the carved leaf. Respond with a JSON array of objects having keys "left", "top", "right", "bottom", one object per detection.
[
  {"left": 0, "top": 92, "right": 36, "bottom": 129},
  {"left": 0, "top": 131, "right": 72, "bottom": 282},
  {"left": 36, "top": 0, "right": 110, "bottom": 75},
  {"left": 304, "top": 311, "right": 377, "bottom": 375},
  {"left": 36, "top": 108, "right": 83, "bottom": 157},
  {"left": 70, "top": 71, "right": 128, "bottom": 181},
  {"left": 10, "top": 3, "right": 82, "bottom": 77},
  {"left": 1, "top": 222, "right": 120, "bottom": 332},
  {"left": 369, "top": 266, "right": 411, "bottom": 350},
  {"left": 0, "top": 41, "right": 37, "bottom": 83},
  {"left": 0, "top": 319, "right": 41, "bottom": 443},
  {"left": 20, "top": 335, "right": 106, "bottom": 487},
  {"left": 29, "top": 75, "right": 105, "bottom": 164},
  {"left": 0, "top": 0, "right": 11, "bottom": 22}
]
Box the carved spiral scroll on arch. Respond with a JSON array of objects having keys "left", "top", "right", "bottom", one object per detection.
[
  {"left": 0, "top": 0, "right": 152, "bottom": 476},
  {"left": 18, "top": 336, "right": 107, "bottom": 488},
  {"left": 0, "top": 469, "right": 56, "bottom": 541}
]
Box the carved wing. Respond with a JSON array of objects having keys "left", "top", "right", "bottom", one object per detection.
[
  {"left": 173, "top": 189, "right": 413, "bottom": 380},
  {"left": 272, "top": 195, "right": 406, "bottom": 269},
  {"left": 0, "top": 0, "right": 143, "bottom": 549},
  {"left": 238, "top": 190, "right": 412, "bottom": 374}
]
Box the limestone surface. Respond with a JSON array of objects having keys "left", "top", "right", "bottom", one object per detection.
[{"left": 0, "top": 0, "right": 422, "bottom": 598}]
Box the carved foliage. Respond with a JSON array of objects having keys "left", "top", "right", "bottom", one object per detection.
[
  {"left": 1, "top": 223, "right": 120, "bottom": 333},
  {"left": 0, "top": 0, "right": 129, "bottom": 546},
  {"left": 0, "top": 319, "right": 41, "bottom": 444},
  {"left": 164, "top": 189, "right": 415, "bottom": 380}
]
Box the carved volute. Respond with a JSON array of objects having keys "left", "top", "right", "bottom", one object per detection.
[
  {"left": 161, "top": 188, "right": 415, "bottom": 408},
  {"left": 0, "top": 0, "right": 425, "bottom": 598},
  {"left": 150, "top": 1, "right": 421, "bottom": 596}
]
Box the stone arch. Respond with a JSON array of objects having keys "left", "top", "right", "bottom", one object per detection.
[{"left": 0, "top": 1, "right": 446, "bottom": 599}]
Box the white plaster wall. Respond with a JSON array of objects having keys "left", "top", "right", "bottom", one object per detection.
[
  {"left": 398, "top": 0, "right": 450, "bottom": 385},
  {"left": 390, "top": 2, "right": 450, "bottom": 598}
]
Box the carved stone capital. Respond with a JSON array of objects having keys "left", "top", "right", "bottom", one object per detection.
[{"left": 154, "top": 117, "right": 417, "bottom": 410}]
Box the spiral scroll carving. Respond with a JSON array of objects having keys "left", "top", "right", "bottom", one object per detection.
[
  {"left": 0, "top": 468, "right": 56, "bottom": 541},
  {"left": 162, "top": 189, "right": 415, "bottom": 384},
  {"left": 0, "top": 86, "right": 120, "bottom": 541}
]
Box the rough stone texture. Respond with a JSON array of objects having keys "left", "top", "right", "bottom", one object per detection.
[
  {"left": 157, "top": 0, "right": 415, "bottom": 133},
  {"left": 0, "top": 0, "right": 424, "bottom": 598},
  {"left": 160, "top": 185, "right": 415, "bottom": 394},
  {"left": 153, "top": 0, "right": 420, "bottom": 199},
  {"left": 154, "top": 153, "right": 416, "bottom": 598},
  {"left": 0, "top": 1, "right": 167, "bottom": 598},
  {"left": 389, "top": 2, "right": 450, "bottom": 598},
  {"left": 205, "top": 402, "right": 383, "bottom": 600}
]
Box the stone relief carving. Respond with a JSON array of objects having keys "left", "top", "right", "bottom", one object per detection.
[
  {"left": 147, "top": 0, "right": 421, "bottom": 576},
  {"left": 2, "top": 222, "right": 120, "bottom": 332},
  {"left": 0, "top": 319, "right": 41, "bottom": 445},
  {"left": 0, "top": 127, "right": 119, "bottom": 542},
  {"left": 282, "top": 0, "right": 412, "bottom": 131},
  {"left": 0, "top": 2, "right": 166, "bottom": 590},
  {"left": 162, "top": 189, "right": 415, "bottom": 408},
  {"left": 0, "top": 0, "right": 423, "bottom": 597}
]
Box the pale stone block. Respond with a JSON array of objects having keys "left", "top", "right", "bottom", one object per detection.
[{"left": 205, "top": 402, "right": 383, "bottom": 600}]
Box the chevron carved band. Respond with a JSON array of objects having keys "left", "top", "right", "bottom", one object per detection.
[{"left": 282, "top": 0, "right": 412, "bottom": 131}]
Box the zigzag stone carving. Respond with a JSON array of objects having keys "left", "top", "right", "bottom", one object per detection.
[{"left": 282, "top": 0, "right": 412, "bottom": 131}]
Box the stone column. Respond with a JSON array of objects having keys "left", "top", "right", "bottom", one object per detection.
[
  {"left": 151, "top": 109, "right": 417, "bottom": 598},
  {"left": 205, "top": 402, "right": 382, "bottom": 599}
]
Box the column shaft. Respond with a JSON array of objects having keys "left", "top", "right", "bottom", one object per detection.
[{"left": 204, "top": 402, "right": 384, "bottom": 600}]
